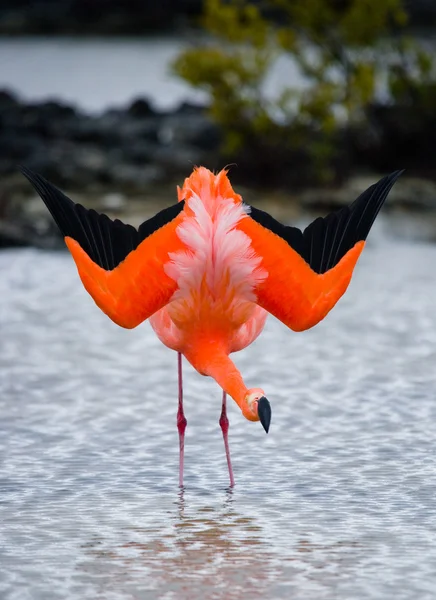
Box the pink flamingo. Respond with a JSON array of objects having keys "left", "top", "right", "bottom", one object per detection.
[{"left": 20, "top": 165, "right": 402, "bottom": 486}]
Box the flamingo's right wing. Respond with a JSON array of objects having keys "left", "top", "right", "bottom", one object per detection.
[
  {"left": 238, "top": 171, "right": 402, "bottom": 332},
  {"left": 20, "top": 167, "right": 186, "bottom": 329}
]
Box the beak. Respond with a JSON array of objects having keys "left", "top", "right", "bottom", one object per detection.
[{"left": 257, "top": 396, "right": 271, "bottom": 433}]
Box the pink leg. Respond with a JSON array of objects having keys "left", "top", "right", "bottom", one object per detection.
[
  {"left": 219, "top": 391, "right": 235, "bottom": 487},
  {"left": 177, "top": 352, "right": 187, "bottom": 487}
]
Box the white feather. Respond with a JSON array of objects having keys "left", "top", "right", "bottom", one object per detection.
[{"left": 165, "top": 190, "right": 266, "bottom": 320}]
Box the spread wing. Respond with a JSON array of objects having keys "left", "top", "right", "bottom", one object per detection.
[
  {"left": 20, "top": 167, "right": 186, "bottom": 329},
  {"left": 238, "top": 171, "right": 403, "bottom": 332}
]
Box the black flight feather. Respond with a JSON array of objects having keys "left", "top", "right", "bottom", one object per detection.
[
  {"left": 19, "top": 166, "right": 185, "bottom": 271},
  {"left": 249, "top": 171, "right": 403, "bottom": 274}
]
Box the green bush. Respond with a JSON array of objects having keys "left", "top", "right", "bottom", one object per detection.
[{"left": 173, "top": 0, "right": 436, "bottom": 184}]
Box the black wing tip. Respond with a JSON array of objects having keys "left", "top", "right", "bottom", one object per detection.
[
  {"left": 378, "top": 169, "right": 405, "bottom": 185},
  {"left": 18, "top": 164, "right": 41, "bottom": 181},
  {"left": 18, "top": 164, "right": 35, "bottom": 182},
  {"left": 18, "top": 165, "right": 59, "bottom": 194},
  {"left": 17, "top": 163, "right": 29, "bottom": 174},
  {"left": 356, "top": 169, "right": 404, "bottom": 225},
  {"left": 355, "top": 169, "right": 404, "bottom": 204},
  {"left": 248, "top": 169, "right": 404, "bottom": 275},
  {"left": 19, "top": 166, "right": 185, "bottom": 271}
]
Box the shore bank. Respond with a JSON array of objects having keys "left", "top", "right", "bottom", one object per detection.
[{"left": 2, "top": 88, "right": 436, "bottom": 248}]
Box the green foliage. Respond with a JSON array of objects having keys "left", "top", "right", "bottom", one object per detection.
[
  {"left": 173, "top": 0, "right": 436, "bottom": 182},
  {"left": 173, "top": 0, "right": 275, "bottom": 155},
  {"left": 388, "top": 36, "right": 436, "bottom": 111}
]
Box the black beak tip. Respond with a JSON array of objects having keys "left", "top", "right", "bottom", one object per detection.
[{"left": 257, "top": 396, "right": 271, "bottom": 434}]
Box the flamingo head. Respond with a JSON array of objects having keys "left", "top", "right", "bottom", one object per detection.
[{"left": 244, "top": 388, "right": 271, "bottom": 433}]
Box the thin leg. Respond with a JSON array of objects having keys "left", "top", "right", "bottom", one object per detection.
[
  {"left": 219, "top": 391, "right": 235, "bottom": 487},
  {"left": 177, "top": 352, "right": 187, "bottom": 487}
]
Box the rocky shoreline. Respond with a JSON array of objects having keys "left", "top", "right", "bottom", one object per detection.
[
  {"left": 0, "top": 87, "right": 221, "bottom": 247},
  {"left": 0, "top": 89, "right": 221, "bottom": 192},
  {"left": 2, "top": 88, "right": 436, "bottom": 249}
]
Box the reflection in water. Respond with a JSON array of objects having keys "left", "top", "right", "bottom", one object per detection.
[
  {"left": 80, "top": 490, "right": 277, "bottom": 600},
  {"left": 77, "top": 489, "right": 365, "bottom": 600}
]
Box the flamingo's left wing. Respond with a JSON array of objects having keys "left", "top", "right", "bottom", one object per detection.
[
  {"left": 20, "top": 167, "right": 186, "bottom": 329},
  {"left": 238, "top": 171, "right": 402, "bottom": 332}
]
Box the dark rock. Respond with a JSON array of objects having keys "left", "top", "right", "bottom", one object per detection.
[
  {"left": 158, "top": 114, "right": 221, "bottom": 151},
  {"left": 109, "top": 163, "right": 165, "bottom": 188},
  {"left": 4, "top": 86, "right": 435, "bottom": 211},
  {"left": 119, "top": 119, "right": 160, "bottom": 143},
  {"left": 0, "top": 98, "right": 78, "bottom": 142},
  {"left": 127, "top": 98, "right": 156, "bottom": 118},
  {"left": 172, "top": 101, "right": 208, "bottom": 116},
  {"left": 152, "top": 144, "right": 205, "bottom": 174},
  {"left": 0, "top": 89, "right": 212, "bottom": 192},
  {"left": 34, "top": 99, "right": 77, "bottom": 120},
  {"left": 0, "top": 89, "right": 19, "bottom": 110},
  {"left": 66, "top": 117, "right": 116, "bottom": 145},
  {"left": 20, "top": 101, "right": 76, "bottom": 138},
  {"left": 0, "top": 134, "right": 42, "bottom": 168},
  {"left": 118, "top": 140, "right": 155, "bottom": 165}
]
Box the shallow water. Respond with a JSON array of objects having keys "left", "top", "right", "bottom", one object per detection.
[
  {"left": 0, "top": 36, "right": 304, "bottom": 112},
  {"left": 2, "top": 225, "right": 436, "bottom": 599},
  {"left": 0, "top": 36, "right": 204, "bottom": 112}
]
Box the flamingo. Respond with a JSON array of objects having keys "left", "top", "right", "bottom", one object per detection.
[{"left": 20, "top": 165, "right": 402, "bottom": 486}]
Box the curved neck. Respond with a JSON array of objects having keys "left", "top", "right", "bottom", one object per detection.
[
  {"left": 209, "top": 355, "right": 248, "bottom": 410},
  {"left": 185, "top": 343, "right": 250, "bottom": 416}
]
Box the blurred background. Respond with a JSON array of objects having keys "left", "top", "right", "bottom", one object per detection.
[{"left": 1, "top": 0, "right": 436, "bottom": 246}]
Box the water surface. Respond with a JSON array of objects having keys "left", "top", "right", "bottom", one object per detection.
[
  {"left": 0, "top": 36, "right": 305, "bottom": 112},
  {"left": 1, "top": 223, "right": 436, "bottom": 599},
  {"left": 0, "top": 37, "right": 207, "bottom": 112}
]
